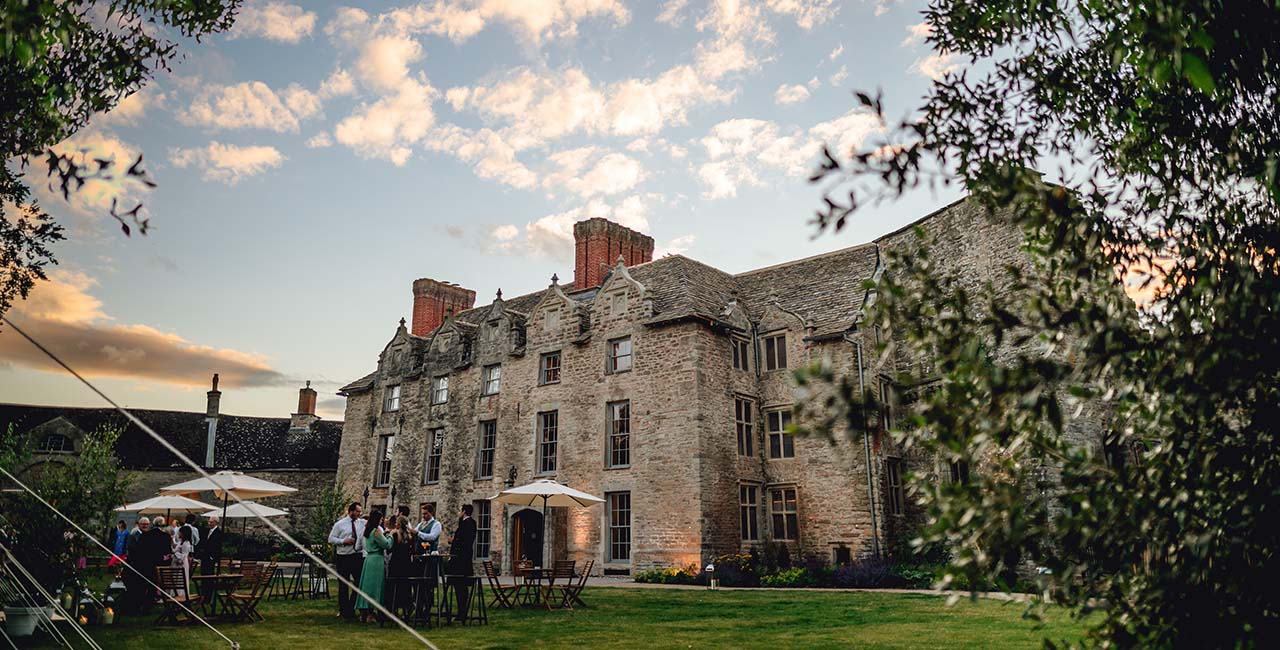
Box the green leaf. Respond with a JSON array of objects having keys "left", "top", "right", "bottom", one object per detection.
[{"left": 1181, "top": 53, "right": 1216, "bottom": 94}]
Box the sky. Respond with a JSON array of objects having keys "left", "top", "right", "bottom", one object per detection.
[{"left": 0, "top": 0, "right": 964, "bottom": 421}]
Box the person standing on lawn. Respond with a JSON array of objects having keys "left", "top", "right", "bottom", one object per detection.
[
  {"left": 447, "top": 504, "right": 476, "bottom": 622},
  {"left": 328, "top": 502, "right": 365, "bottom": 620},
  {"left": 416, "top": 504, "right": 442, "bottom": 554},
  {"left": 355, "top": 510, "right": 392, "bottom": 623}
]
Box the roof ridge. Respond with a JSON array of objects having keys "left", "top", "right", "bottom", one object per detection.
[{"left": 734, "top": 241, "right": 879, "bottom": 277}]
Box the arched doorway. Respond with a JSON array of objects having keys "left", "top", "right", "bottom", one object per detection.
[{"left": 511, "top": 509, "right": 544, "bottom": 567}]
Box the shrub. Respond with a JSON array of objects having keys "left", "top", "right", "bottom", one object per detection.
[
  {"left": 890, "top": 563, "right": 939, "bottom": 589},
  {"left": 709, "top": 553, "right": 759, "bottom": 587},
  {"left": 760, "top": 567, "right": 815, "bottom": 588},
  {"left": 634, "top": 565, "right": 701, "bottom": 585},
  {"left": 832, "top": 558, "right": 893, "bottom": 588}
]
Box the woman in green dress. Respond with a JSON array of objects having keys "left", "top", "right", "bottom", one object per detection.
[{"left": 355, "top": 510, "right": 391, "bottom": 622}]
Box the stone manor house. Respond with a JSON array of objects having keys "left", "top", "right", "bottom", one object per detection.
[{"left": 336, "top": 198, "right": 1084, "bottom": 575}]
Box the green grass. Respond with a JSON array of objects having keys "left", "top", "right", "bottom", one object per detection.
[{"left": 27, "top": 588, "right": 1088, "bottom": 650}]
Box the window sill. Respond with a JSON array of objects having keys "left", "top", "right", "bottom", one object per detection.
[
  {"left": 430, "top": 401, "right": 447, "bottom": 406},
  {"left": 767, "top": 456, "right": 797, "bottom": 461},
  {"left": 481, "top": 392, "right": 499, "bottom": 397},
  {"left": 538, "top": 381, "right": 561, "bottom": 387},
  {"left": 423, "top": 481, "right": 440, "bottom": 486},
  {"left": 473, "top": 476, "right": 493, "bottom": 482},
  {"left": 603, "top": 464, "right": 631, "bottom": 471}
]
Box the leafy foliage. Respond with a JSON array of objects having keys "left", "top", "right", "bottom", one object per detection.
[
  {"left": 0, "top": 423, "right": 132, "bottom": 597},
  {"left": 0, "top": 0, "right": 239, "bottom": 318},
  {"left": 807, "top": 1, "right": 1280, "bottom": 648}
]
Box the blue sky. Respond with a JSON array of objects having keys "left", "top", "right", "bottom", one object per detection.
[{"left": 1, "top": 0, "right": 963, "bottom": 419}]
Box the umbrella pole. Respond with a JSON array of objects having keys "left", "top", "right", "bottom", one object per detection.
[
  {"left": 217, "top": 493, "right": 228, "bottom": 575},
  {"left": 542, "top": 495, "right": 549, "bottom": 567}
]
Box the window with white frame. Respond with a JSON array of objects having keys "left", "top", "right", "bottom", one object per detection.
[
  {"left": 540, "top": 351, "right": 561, "bottom": 385},
  {"left": 383, "top": 385, "right": 401, "bottom": 412},
  {"left": 607, "top": 401, "right": 630, "bottom": 468},
  {"left": 732, "top": 338, "right": 750, "bottom": 371},
  {"left": 473, "top": 500, "right": 491, "bottom": 558},
  {"left": 770, "top": 487, "right": 799, "bottom": 540},
  {"left": 375, "top": 435, "right": 394, "bottom": 486},
  {"left": 36, "top": 434, "right": 73, "bottom": 453},
  {"left": 763, "top": 333, "right": 787, "bottom": 370},
  {"left": 735, "top": 398, "right": 754, "bottom": 456},
  {"left": 475, "top": 420, "right": 496, "bottom": 480},
  {"left": 608, "top": 337, "right": 632, "bottom": 373},
  {"left": 537, "top": 411, "right": 558, "bottom": 475},
  {"left": 766, "top": 409, "right": 794, "bottom": 459},
  {"left": 886, "top": 457, "right": 905, "bottom": 515},
  {"left": 431, "top": 376, "right": 449, "bottom": 404},
  {"left": 424, "top": 428, "right": 443, "bottom": 484},
  {"left": 606, "top": 491, "right": 631, "bottom": 562},
  {"left": 739, "top": 484, "right": 759, "bottom": 540},
  {"left": 482, "top": 364, "right": 502, "bottom": 395}
]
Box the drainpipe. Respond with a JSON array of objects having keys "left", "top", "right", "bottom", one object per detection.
[{"left": 846, "top": 331, "right": 881, "bottom": 559}]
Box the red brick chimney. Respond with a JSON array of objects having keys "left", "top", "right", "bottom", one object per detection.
[
  {"left": 411, "top": 278, "right": 476, "bottom": 336},
  {"left": 291, "top": 380, "right": 320, "bottom": 431},
  {"left": 573, "top": 218, "right": 654, "bottom": 290}
]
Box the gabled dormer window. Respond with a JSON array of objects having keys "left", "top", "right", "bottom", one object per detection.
[{"left": 763, "top": 333, "right": 787, "bottom": 370}]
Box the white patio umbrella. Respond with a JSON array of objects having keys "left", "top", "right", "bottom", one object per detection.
[
  {"left": 116, "top": 495, "right": 217, "bottom": 522},
  {"left": 160, "top": 471, "right": 296, "bottom": 568},
  {"left": 203, "top": 501, "right": 289, "bottom": 558},
  {"left": 491, "top": 479, "right": 603, "bottom": 565}
]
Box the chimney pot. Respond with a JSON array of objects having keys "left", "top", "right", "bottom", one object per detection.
[
  {"left": 411, "top": 278, "right": 477, "bottom": 336},
  {"left": 573, "top": 218, "right": 654, "bottom": 290}
]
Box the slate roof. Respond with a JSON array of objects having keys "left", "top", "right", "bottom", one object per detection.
[{"left": 0, "top": 403, "right": 342, "bottom": 470}]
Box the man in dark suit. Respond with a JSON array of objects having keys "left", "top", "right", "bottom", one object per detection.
[
  {"left": 195, "top": 515, "right": 223, "bottom": 603},
  {"left": 135, "top": 516, "right": 174, "bottom": 614},
  {"left": 447, "top": 504, "right": 476, "bottom": 621}
]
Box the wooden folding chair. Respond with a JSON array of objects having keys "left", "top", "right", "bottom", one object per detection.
[
  {"left": 227, "top": 561, "right": 275, "bottom": 622},
  {"left": 154, "top": 567, "right": 202, "bottom": 625},
  {"left": 539, "top": 561, "right": 576, "bottom": 610},
  {"left": 553, "top": 560, "right": 592, "bottom": 610},
  {"left": 483, "top": 561, "right": 519, "bottom": 609}
]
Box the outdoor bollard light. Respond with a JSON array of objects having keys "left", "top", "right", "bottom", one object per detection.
[
  {"left": 705, "top": 563, "right": 717, "bottom": 590},
  {"left": 101, "top": 607, "right": 115, "bottom": 625}
]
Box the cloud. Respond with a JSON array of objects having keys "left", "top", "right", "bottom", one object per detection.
[
  {"left": 31, "top": 128, "right": 152, "bottom": 220},
  {"left": 334, "top": 80, "right": 436, "bottom": 165},
  {"left": 697, "top": 109, "right": 882, "bottom": 198},
  {"left": 305, "top": 132, "right": 333, "bottom": 148},
  {"left": 654, "top": 233, "right": 696, "bottom": 258},
  {"left": 423, "top": 125, "right": 536, "bottom": 187},
  {"left": 911, "top": 51, "right": 962, "bottom": 79},
  {"left": 901, "top": 21, "right": 932, "bottom": 47},
  {"left": 542, "top": 148, "right": 645, "bottom": 197},
  {"left": 180, "top": 81, "right": 321, "bottom": 132},
  {"left": 765, "top": 0, "right": 839, "bottom": 29},
  {"left": 0, "top": 271, "right": 285, "bottom": 388},
  {"left": 490, "top": 195, "right": 655, "bottom": 258},
  {"left": 230, "top": 1, "right": 317, "bottom": 43},
  {"left": 873, "top": 0, "right": 902, "bottom": 16},
  {"left": 829, "top": 64, "right": 848, "bottom": 86},
  {"left": 774, "top": 83, "right": 811, "bottom": 105},
  {"left": 319, "top": 69, "right": 356, "bottom": 99},
  {"left": 828, "top": 43, "right": 843, "bottom": 60},
  {"left": 168, "top": 142, "right": 285, "bottom": 185},
  {"left": 339, "top": 0, "right": 629, "bottom": 46},
  {"left": 656, "top": 0, "right": 688, "bottom": 26},
  {"left": 94, "top": 87, "right": 165, "bottom": 127}
]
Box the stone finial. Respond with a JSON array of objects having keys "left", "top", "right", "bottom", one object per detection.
[
  {"left": 616, "top": 254, "right": 627, "bottom": 266},
  {"left": 496, "top": 288, "right": 503, "bottom": 300},
  {"left": 399, "top": 317, "right": 407, "bottom": 329},
  {"left": 305, "top": 380, "right": 311, "bottom": 388},
  {"left": 550, "top": 273, "right": 559, "bottom": 285}
]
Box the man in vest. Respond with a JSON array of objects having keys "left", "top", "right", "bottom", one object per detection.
[
  {"left": 327, "top": 502, "right": 365, "bottom": 620},
  {"left": 415, "top": 504, "right": 442, "bottom": 554}
]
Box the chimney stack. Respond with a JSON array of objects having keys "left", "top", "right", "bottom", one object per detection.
[
  {"left": 573, "top": 218, "right": 654, "bottom": 290},
  {"left": 411, "top": 278, "right": 476, "bottom": 336},
  {"left": 291, "top": 380, "right": 320, "bottom": 431},
  {"left": 204, "top": 373, "right": 220, "bottom": 467}
]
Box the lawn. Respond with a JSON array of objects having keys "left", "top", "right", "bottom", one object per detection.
[{"left": 26, "top": 587, "right": 1088, "bottom": 650}]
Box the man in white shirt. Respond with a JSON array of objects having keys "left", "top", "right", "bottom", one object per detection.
[
  {"left": 327, "top": 502, "right": 365, "bottom": 620},
  {"left": 415, "top": 503, "right": 442, "bottom": 553}
]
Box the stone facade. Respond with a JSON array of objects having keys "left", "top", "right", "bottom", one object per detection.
[{"left": 336, "top": 197, "right": 1106, "bottom": 575}]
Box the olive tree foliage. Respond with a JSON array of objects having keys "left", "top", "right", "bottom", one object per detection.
[
  {"left": 0, "top": 0, "right": 239, "bottom": 317},
  {"left": 803, "top": 1, "right": 1279, "bottom": 648}
]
